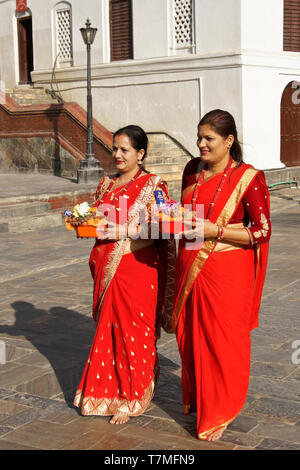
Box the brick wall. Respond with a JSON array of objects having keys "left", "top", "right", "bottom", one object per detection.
[{"left": 0, "top": 95, "right": 115, "bottom": 174}]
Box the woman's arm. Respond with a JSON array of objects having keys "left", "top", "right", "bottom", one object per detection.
[
  {"left": 203, "top": 220, "right": 251, "bottom": 245},
  {"left": 188, "top": 173, "right": 271, "bottom": 246}
]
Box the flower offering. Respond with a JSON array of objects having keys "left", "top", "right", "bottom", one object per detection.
[
  {"left": 154, "top": 191, "right": 192, "bottom": 234},
  {"left": 64, "top": 202, "right": 107, "bottom": 238}
]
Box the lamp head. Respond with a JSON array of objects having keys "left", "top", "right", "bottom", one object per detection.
[{"left": 80, "top": 18, "right": 97, "bottom": 45}]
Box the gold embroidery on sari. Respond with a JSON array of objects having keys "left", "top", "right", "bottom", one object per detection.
[
  {"left": 254, "top": 230, "right": 262, "bottom": 238},
  {"left": 74, "top": 377, "right": 155, "bottom": 417},
  {"left": 260, "top": 213, "right": 269, "bottom": 237},
  {"left": 95, "top": 175, "right": 165, "bottom": 323},
  {"left": 171, "top": 168, "right": 259, "bottom": 332}
]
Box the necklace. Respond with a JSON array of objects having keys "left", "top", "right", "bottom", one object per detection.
[
  {"left": 97, "top": 168, "right": 144, "bottom": 205},
  {"left": 191, "top": 156, "right": 233, "bottom": 219}
]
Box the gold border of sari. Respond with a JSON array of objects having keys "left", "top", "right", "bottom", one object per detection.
[
  {"left": 73, "top": 377, "right": 156, "bottom": 417},
  {"left": 197, "top": 414, "right": 238, "bottom": 441},
  {"left": 95, "top": 175, "right": 163, "bottom": 323},
  {"left": 171, "top": 167, "right": 259, "bottom": 332}
]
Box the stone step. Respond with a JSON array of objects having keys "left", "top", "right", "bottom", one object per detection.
[
  {"left": 154, "top": 171, "right": 183, "bottom": 181},
  {"left": 0, "top": 212, "right": 63, "bottom": 233},
  {"left": 0, "top": 201, "right": 51, "bottom": 219},
  {"left": 146, "top": 163, "right": 184, "bottom": 174},
  {"left": 146, "top": 155, "right": 190, "bottom": 165},
  {"left": 5, "top": 86, "right": 60, "bottom": 105},
  {"left": 7, "top": 86, "right": 50, "bottom": 95}
]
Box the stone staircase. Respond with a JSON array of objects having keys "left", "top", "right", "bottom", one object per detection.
[
  {"left": 0, "top": 201, "right": 63, "bottom": 233},
  {"left": 5, "top": 85, "right": 62, "bottom": 106}
]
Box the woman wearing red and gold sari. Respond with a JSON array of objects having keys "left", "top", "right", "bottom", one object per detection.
[
  {"left": 74, "top": 125, "right": 174, "bottom": 425},
  {"left": 173, "top": 110, "right": 271, "bottom": 441}
]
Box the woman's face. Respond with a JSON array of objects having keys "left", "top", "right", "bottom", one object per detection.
[
  {"left": 112, "top": 134, "right": 144, "bottom": 174},
  {"left": 197, "top": 124, "right": 233, "bottom": 165}
]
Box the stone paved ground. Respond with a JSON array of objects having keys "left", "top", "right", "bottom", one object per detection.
[{"left": 0, "top": 183, "right": 299, "bottom": 450}]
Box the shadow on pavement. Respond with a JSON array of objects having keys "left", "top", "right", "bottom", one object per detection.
[
  {"left": 0, "top": 301, "right": 94, "bottom": 408},
  {"left": 0, "top": 301, "right": 193, "bottom": 434}
]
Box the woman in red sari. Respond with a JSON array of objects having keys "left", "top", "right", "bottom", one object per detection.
[
  {"left": 74, "top": 125, "right": 174, "bottom": 425},
  {"left": 173, "top": 110, "right": 271, "bottom": 441}
]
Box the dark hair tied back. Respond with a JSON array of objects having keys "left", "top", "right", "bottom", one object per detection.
[
  {"left": 113, "top": 125, "right": 149, "bottom": 172},
  {"left": 199, "top": 109, "right": 243, "bottom": 164}
]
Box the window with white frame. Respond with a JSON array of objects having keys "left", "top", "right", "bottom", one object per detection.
[
  {"left": 172, "top": 0, "right": 195, "bottom": 54},
  {"left": 55, "top": 3, "right": 73, "bottom": 67}
]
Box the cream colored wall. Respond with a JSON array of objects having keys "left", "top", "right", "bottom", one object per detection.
[
  {"left": 241, "top": 0, "right": 283, "bottom": 52},
  {"left": 1, "top": 0, "right": 299, "bottom": 170}
]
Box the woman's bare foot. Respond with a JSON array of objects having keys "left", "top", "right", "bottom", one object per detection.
[
  {"left": 109, "top": 412, "right": 130, "bottom": 425},
  {"left": 206, "top": 425, "right": 227, "bottom": 441}
]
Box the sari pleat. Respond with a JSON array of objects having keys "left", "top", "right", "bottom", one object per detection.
[
  {"left": 177, "top": 248, "right": 255, "bottom": 437},
  {"left": 74, "top": 245, "right": 159, "bottom": 416}
]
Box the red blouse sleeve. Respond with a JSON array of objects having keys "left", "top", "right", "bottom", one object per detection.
[{"left": 242, "top": 172, "right": 271, "bottom": 245}]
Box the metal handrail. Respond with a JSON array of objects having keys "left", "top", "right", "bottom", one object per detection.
[
  {"left": 268, "top": 181, "right": 298, "bottom": 189},
  {"left": 45, "top": 53, "right": 64, "bottom": 104}
]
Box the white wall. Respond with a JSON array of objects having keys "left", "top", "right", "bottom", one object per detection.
[
  {"left": 0, "top": 0, "right": 18, "bottom": 86},
  {"left": 241, "top": 0, "right": 283, "bottom": 52},
  {"left": 1, "top": 0, "right": 298, "bottom": 171},
  {"left": 241, "top": 66, "right": 284, "bottom": 170},
  {"left": 132, "top": 0, "right": 169, "bottom": 59},
  {"left": 194, "top": 0, "right": 242, "bottom": 54}
]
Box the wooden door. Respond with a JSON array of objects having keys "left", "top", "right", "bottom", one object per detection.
[
  {"left": 18, "top": 17, "right": 33, "bottom": 84},
  {"left": 281, "top": 81, "right": 300, "bottom": 167}
]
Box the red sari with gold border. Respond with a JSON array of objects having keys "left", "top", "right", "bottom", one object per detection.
[
  {"left": 172, "top": 160, "right": 270, "bottom": 439},
  {"left": 74, "top": 173, "right": 175, "bottom": 417}
]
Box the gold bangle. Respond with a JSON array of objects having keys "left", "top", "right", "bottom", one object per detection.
[
  {"left": 244, "top": 227, "right": 254, "bottom": 246},
  {"left": 217, "top": 225, "right": 224, "bottom": 240}
]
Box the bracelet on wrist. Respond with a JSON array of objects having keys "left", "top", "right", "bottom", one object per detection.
[{"left": 217, "top": 225, "right": 224, "bottom": 240}]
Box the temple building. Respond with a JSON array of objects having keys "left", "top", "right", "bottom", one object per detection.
[{"left": 1, "top": 0, "right": 300, "bottom": 188}]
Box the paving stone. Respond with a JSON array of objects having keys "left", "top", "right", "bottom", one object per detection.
[
  {"left": 0, "top": 398, "right": 32, "bottom": 416},
  {"left": 255, "top": 438, "right": 300, "bottom": 450},
  {"left": 0, "top": 364, "right": 47, "bottom": 388},
  {"left": 142, "top": 416, "right": 196, "bottom": 439},
  {"left": 227, "top": 415, "right": 260, "bottom": 433},
  {"left": 251, "top": 421, "right": 300, "bottom": 443},
  {"left": 0, "top": 439, "right": 38, "bottom": 450},
  {"left": 0, "top": 419, "right": 81, "bottom": 450},
  {"left": 39, "top": 411, "right": 80, "bottom": 425},
  {"left": 61, "top": 430, "right": 108, "bottom": 450},
  {"left": 121, "top": 423, "right": 235, "bottom": 450},
  {"left": 0, "top": 425, "right": 14, "bottom": 437},
  {"left": 0, "top": 389, "right": 17, "bottom": 400},
  {"left": 0, "top": 408, "right": 48, "bottom": 428},
  {"left": 89, "top": 433, "right": 143, "bottom": 451},
  {"left": 3, "top": 392, "right": 76, "bottom": 415},
  {"left": 243, "top": 397, "right": 300, "bottom": 424},
  {"left": 0, "top": 182, "right": 299, "bottom": 449},
  {"left": 249, "top": 377, "right": 300, "bottom": 402},
  {"left": 220, "top": 430, "right": 264, "bottom": 448},
  {"left": 250, "top": 361, "right": 295, "bottom": 380}
]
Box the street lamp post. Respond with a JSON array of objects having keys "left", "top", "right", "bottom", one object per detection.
[{"left": 77, "top": 18, "right": 104, "bottom": 184}]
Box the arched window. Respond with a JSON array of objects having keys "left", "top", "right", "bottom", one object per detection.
[
  {"left": 54, "top": 2, "right": 73, "bottom": 67},
  {"left": 109, "top": 0, "right": 133, "bottom": 61},
  {"left": 283, "top": 0, "right": 300, "bottom": 52}
]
